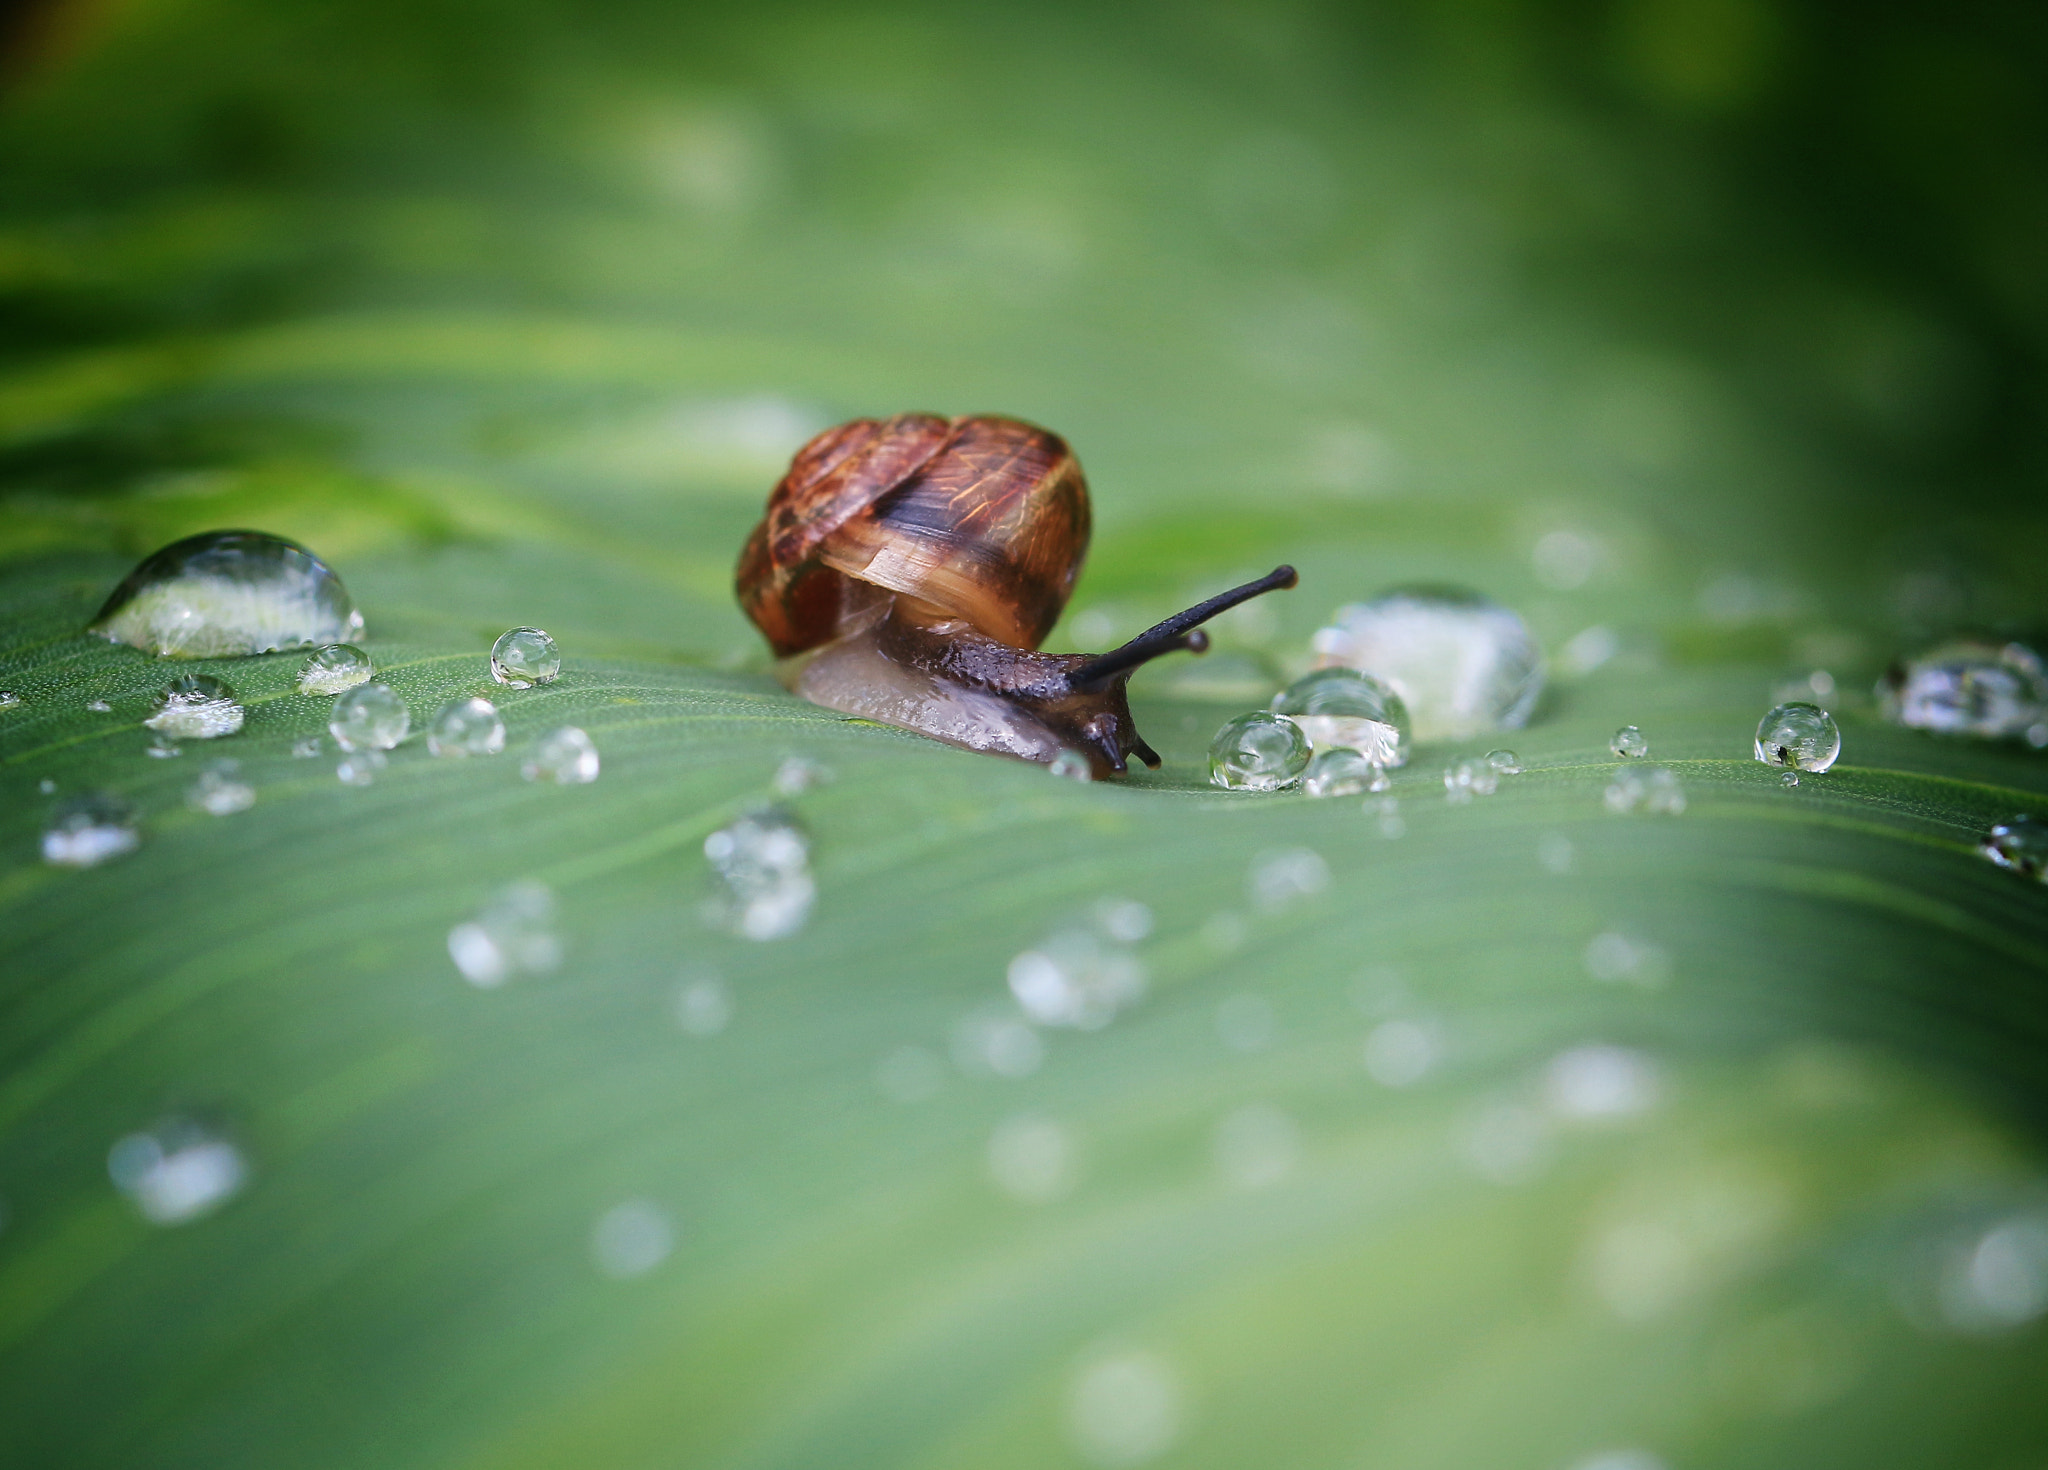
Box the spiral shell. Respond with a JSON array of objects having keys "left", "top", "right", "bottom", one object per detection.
[{"left": 737, "top": 414, "right": 1091, "bottom": 657}]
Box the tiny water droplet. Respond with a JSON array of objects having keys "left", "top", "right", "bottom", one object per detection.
[
  {"left": 448, "top": 879, "right": 561, "bottom": 987},
  {"left": 329, "top": 683, "right": 409, "bottom": 752},
  {"left": 187, "top": 759, "right": 254, "bottom": 815},
  {"left": 1880, "top": 640, "right": 2046, "bottom": 738},
  {"left": 1302, "top": 746, "right": 1379, "bottom": 799},
  {"left": 1754, "top": 701, "right": 1840, "bottom": 772},
  {"left": 144, "top": 733, "right": 182, "bottom": 759},
  {"left": 771, "top": 755, "right": 830, "bottom": 796},
  {"left": 1544, "top": 1044, "right": 1661, "bottom": 1120},
  {"left": 145, "top": 673, "right": 244, "bottom": 740},
  {"left": 89, "top": 530, "right": 362, "bottom": 659},
  {"left": 703, "top": 809, "right": 814, "bottom": 940},
  {"left": 85, "top": 698, "right": 112, "bottom": 713},
  {"left": 37, "top": 778, "right": 55, "bottom": 794},
  {"left": 1208, "top": 711, "right": 1309, "bottom": 791},
  {"left": 108, "top": 1118, "right": 247, "bottom": 1225},
  {"left": 1048, "top": 748, "right": 1093, "bottom": 782},
  {"left": 2029, "top": 721, "right": 2048, "bottom": 749},
  {"left": 1272, "top": 668, "right": 1410, "bottom": 766},
  {"left": 1309, "top": 586, "right": 1544, "bottom": 742},
  {"left": 0, "top": 691, "right": 18, "bottom": 710},
  {"left": 297, "top": 643, "right": 373, "bottom": 695},
  {"left": 490, "top": 626, "right": 561, "bottom": 688},
  {"left": 291, "top": 736, "right": 323, "bottom": 758},
  {"left": 1485, "top": 748, "right": 1521, "bottom": 775},
  {"left": 1782, "top": 770, "right": 1800, "bottom": 788},
  {"left": 521, "top": 725, "right": 599, "bottom": 784},
  {"left": 1442, "top": 758, "right": 1499, "bottom": 803},
  {"left": 1610, "top": 725, "right": 1648, "bottom": 758},
  {"left": 1982, "top": 816, "right": 2048, "bottom": 881},
  {"left": 335, "top": 748, "right": 388, "bottom": 786},
  {"left": 673, "top": 968, "right": 733, "bottom": 1036},
  {"left": 1363, "top": 1018, "right": 1441, "bottom": 1087},
  {"left": 427, "top": 696, "right": 505, "bottom": 757},
  {"left": 1605, "top": 765, "right": 1685, "bottom": 815},
  {"left": 42, "top": 792, "right": 139, "bottom": 867},
  {"left": 591, "top": 1200, "right": 674, "bottom": 1279}
]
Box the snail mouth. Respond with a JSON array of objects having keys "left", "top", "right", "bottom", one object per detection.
[{"left": 1067, "top": 565, "right": 1297, "bottom": 691}]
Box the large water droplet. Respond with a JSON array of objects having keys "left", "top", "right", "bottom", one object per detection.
[
  {"left": 108, "top": 1118, "right": 247, "bottom": 1225},
  {"left": 1208, "top": 711, "right": 1310, "bottom": 791},
  {"left": 1610, "top": 725, "right": 1648, "bottom": 758},
  {"left": 42, "top": 793, "right": 139, "bottom": 867},
  {"left": 1271, "top": 668, "right": 1410, "bottom": 766},
  {"left": 704, "top": 809, "right": 815, "bottom": 940},
  {"left": 1982, "top": 816, "right": 2048, "bottom": 881},
  {"left": 490, "top": 627, "right": 561, "bottom": 688},
  {"left": 1881, "top": 640, "right": 2046, "bottom": 738},
  {"left": 1754, "top": 701, "right": 1840, "bottom": 772},
  {"left": 522, "top": 725, "right": 599, "bottom": 784},
  {"left": 1310, "top": 586, "right": 1543, "bottom": 742},
  {"left": 448, "top": 880, "right": 562, "bottom": 987},
  {"left": 1301, "top": 746, "right": 1379, "bottom": 798},
  {"left": 427, "top": 696, "right": 506, "bottom": 758},
  {"left": 298, "top": 643, "right": 373, "bottom": 695},
  {"left": 89, "top": 530, "right": 362, "bottom": 659},
  {"left": 144, "top": 673, "right": 244, "bottom": 740},
  {"left": 187, "top": 759, "right": 254, "bottom": 815},
  {"left": 329, "top": 682, "right": 409, "bottom": 751}
]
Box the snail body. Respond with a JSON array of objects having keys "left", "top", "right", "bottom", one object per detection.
[{"left": 737, "top": 413, "right": 1295, "bottom": 777}]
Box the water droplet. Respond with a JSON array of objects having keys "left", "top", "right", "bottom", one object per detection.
[
  {"left": 1485, "top": 748, "right": 1522, "bottom": 775},
  {"left": 1095, "top": 897, "right": 1154, "bottom": 944},
  {"left": 703, "top": 809, "right": 814, "bottom": 940},
  {"left": 1584, "top": 931, "right": 1672, "bottom": 987},
  {"left": 771, "top": 755, "right": 831, "bottom": 796},
  {"left": 1442, "top": 758, "right": 1500, "bottom": 803},
  {"left": 1048, "top": 748, "right": 1093, "bottom": 782},
  {"left": 42, "top": 793, "right": 139, "bottom": 867},
  {"left": 188, "top": 759, "right": 254, "bottom": 815},
  {"left": 89, "top": 530, "right": 362, "bottom": 659},
  {"left": 591, "top": 1200, "right": 674, "bottom": 1279},
  {"left": 1363, "top": 1018, "right": 1441, "bottom": 1086},
  {"left": 427, "top": 696, "right": 506, "bottom": 758},
  {"left": 1605, "top": 765, "right": 1685, "bottom": 815},
  {"left": 1754, "top": 701, "right": 1840, "bottom": 773},
  {"left": 1271, "top": 667, "right": 1410, "bottom": 766},
  {"left": 1881, "top": 640, "right": 2047, "bottom": 738},
  {"left": 1782, "top": 770, "right": 1800, "bottom": 788},
  {"left": 1008, "top": 920, "right": 1147, "bottom": 1030},
  {"left": 673, "top": 968, "right": 733, "bottom": 1036},
  {"left": 490, "top": 626, "right": 561, "bottom": 688},
  {"left": 951, "top": 1008, "right": 1045, "bottom": 1078},
  {"left": 875, "top": 1044, "right": 946, "bottom": 1102},
  {"left": 2030, "top": 721, "right": 2048, "bottom": 749},
  {"left": 335, "top": 748, "right": 387, "bottom": 786},
  {"left": 988, "top": 1113, "right": 1077, "bottom": 1203},
  {"left": 297, "top": 643, "right": 373, "bottom": 695},
  {"left": 144, "top": 672, "right": 246, "bottom": 741},
  {"left": 521, "top": 725, "right": 599, "bottom": 785},
  {"left": 1310, "top": 586, "right": 1544, "bottom": 741},
  {"left": 1208, "top": 711, "right": 1309, "bottom": 791},
  {"left": 1216, "top": 992, "right": 1275, "bottom": 1051},
  {"left": 1215, "top": 1102, "right": 1300, "bottom": 1189},
  {"left": 1982, "top": 815, "right": 2048, "bottom": 881},
  {"left": 0, "top": 691, "right": 18, "bottom": 710},
  {"left": 1933, "top": 1211, "right": 2048, "bottom": 1333},
  {"left": 1544, "top": 1044, "right": 1661, "bottom": 1120},
  {"left": 1301, "top": 746, "right": 1379, "bottom": 798},
  {"left": 1067, "top": 1349, "right": 1182, "bottom": 1468},
  {"left": 1248, "top": 846, "right": 1329, "bottom": 912},
  {"left": 86, "top": 699, "right": 112, "bottom": 713},
  {"left": 144, "top": 733, "right": 182, "bottom": 759},
  {"left": 1610, "top": 724, "right": 1648, "bottom": 758},
  {"left": 108, "top": 1119, "right": 246, "bottom": 1225},
  {"left": 36, "top": 778, "right": 55, "bottom": 794},
  {"left": 447, "top": 880, "right": 561, "bottom": 987},
  {"left": 1537, "top": 832, "right": 1574, "bottom": 874},
  {"left": 329, "top": 682, "right": 409, "bottom": 752}
]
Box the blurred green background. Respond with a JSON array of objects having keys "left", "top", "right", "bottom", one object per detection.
[{"left": 2, "top": 1, "right": 2046, "bottom": 1467}]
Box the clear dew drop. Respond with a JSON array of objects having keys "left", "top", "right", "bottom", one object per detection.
[
  {"left": 490, "top": 626, "right": 561, "bottom": 688},
  {"left": 1610, "top": 724, "right": 1648, "bottom": 758},
  {"left": 144, "top": 673, "right": 244, "bottom": 740},
  {"left": 108, "top": 1119, "right": 246, "bottom": 1225},
  {"left": 1485, "top": 748, "right": 1521, "bottom": 775},
  {"left": 42, "top": 792, "right": 140, "bottom": 868},
  {"left": 1881, "top": 640, "right": 2047, "bottom": 738},
  {"left": 1982, "top": 816, "right": 2048, "bottom": 882},
  {"left": 1272, "top": 667, "right": 1410, "bottom": 767},
  {"left": 187, "top": 759, "right": 254, "bottom": 815},
  {"left": 590, "top": 1200, "right": 674, "bottom": 1279},
  {"left": 1309, "top": 585, "right": 1544, "bottom": 742},
  {"left": 1048, "top": 748, "right": 1093, "bottom": 782},
  {"left": 335, "top": 748, "right": 387, "bottom": 786},
  {"left": 1605, "top": 765, "right": 1685, "bottom": 815},
  {"left": 703, "top": 809, "right": 815, "bottom": 941},
  {"left": 1301, "top": 746, "right": 1379, "bottom": 799},
  {"left": 1754, "top": 701, "right": 1840, "bottom": 773},
  {"left": 1442, "top": 758, "right": 1500, "bottom": 803},
  {"left": 426, "top": 696, "right": 506, "bottom": 758},
  {"left": 447, "top": 879, "right": 562, "bottom": 987},
  {"left": 1208, "top": 710, "right": 1310, "bottom": 791},
  {"left": 329, "top": 682, "right": 409, "bottom": 752},
  {"left": 297, "top": 643, "right": 373, "bottom": 695},
  {"left": 1782, "top": 770, "right": 1801, "bottom": 788},
  {"left": 522, "top": 725, "right": 599, "bottom": 784},
  {"left": 89, "top": 530, "right": 362, "bottom": 659}
]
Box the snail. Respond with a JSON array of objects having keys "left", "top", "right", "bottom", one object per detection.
[{"left": 736, "top": 413, "right": 1296, "bottom": 778}]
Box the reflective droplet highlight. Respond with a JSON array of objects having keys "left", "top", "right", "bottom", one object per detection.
[
  {"left": 522, "top": 725, "right": 599, "bottom": 784},
  {"left": 187, "top": 759, "right": 254, "bottom": 815},
  {"left": 108, "top": 1119, "right": 246, "bottom": 1225},
  {"left": 1982, "top": 816, "right": 2048, "bottom": 881},
  {"left": 1610, "top": 725, "right": 1648, "bottom": 758},
  {"left": 427, "top": 696, "right": 505, "bottom": 757},
  {"left": 298, "top": 643, "right": 373, "bottom": 695},
  {"left": 704, "top": 810, "right": 814, "bottom": 940},
  {"left": 89, "top": 530, "right": 362, "bottom": 659},
  {"left": 448, "top": 880, "right": 562, "bottom": 987},
  {"left": 1208, "top": 711, "right": 1310, "bottom": 791},
  {"left": 329, "top": 683, "right": 409, "bottom": 752},
  {"left": 1881, "top": 640, "right": 2046, "bottom": 738},
  {"left": 490, "top": 626, "right": 561, "bottom": 688},
  {"left": 1310, "top": 586, "right": 1543, "bottom": 742},
  {"left": 1272, "top": 667, "right": 1410, "bottom": 766},
  {"left": 1485, "top": 748, "right": 1521, "bottom": 775},
  {"left": 1754, "top": 701, "right": 1840, "bottom": 773},
  {"left": 145, "top": 673, "right": 244, "bottom": 740},
  {"left": 42, "top": 793, "right": 140, "bottom": 867},
  {"left": 1302, "top": 746, "right": 1379, "bottom": 799}
]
